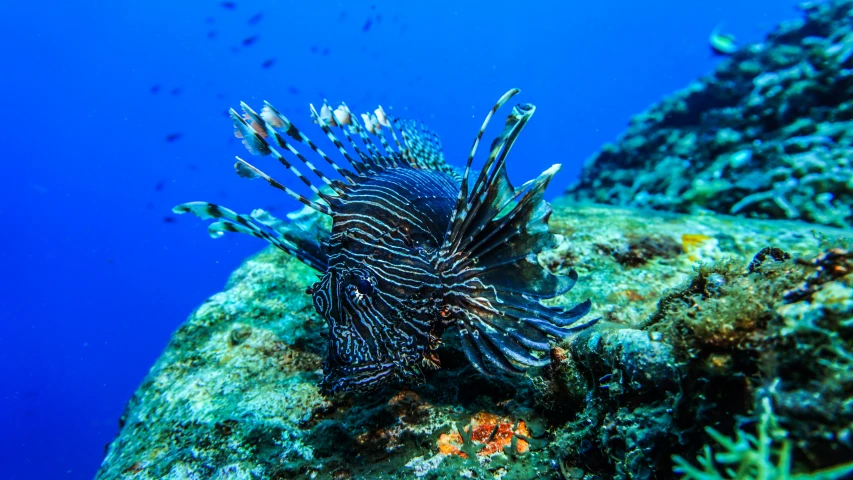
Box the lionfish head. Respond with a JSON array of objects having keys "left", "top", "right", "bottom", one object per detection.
[{"left": 311, "top": 167, "right": 458, "bottom": 394}]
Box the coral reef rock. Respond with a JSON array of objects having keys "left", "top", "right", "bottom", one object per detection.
[
  {"left": 98, "top": 201, "right": 853, "bottom": 479},
  {"left": 565, "top": 0, "right": 853, "bottom": 228}
]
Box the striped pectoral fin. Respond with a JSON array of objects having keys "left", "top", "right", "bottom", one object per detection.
[
  {"left": 321, "top": 360, "right": 400, "bottom": 394},
  {"left": 457, "top": 321, "right": 543, "bottom": 376},
  {"left": 172, "top": 201, "right": 328, "bottom": 272},
  {"left": 450, "top": 284, "right": 595, "bottom": 374}
]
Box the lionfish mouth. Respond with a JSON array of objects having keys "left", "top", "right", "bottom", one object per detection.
[{"left": 174, "top": 88, "right": 598, "bottom": 393}]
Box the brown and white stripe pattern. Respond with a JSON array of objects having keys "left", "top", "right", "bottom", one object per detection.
[{"left": 174, "top": 89, "right": 597, "bottom": 393}]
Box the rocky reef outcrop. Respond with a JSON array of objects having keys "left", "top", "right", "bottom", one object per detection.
[
  {"left": 97, "top": 201, "right": 853, "bottom": 479},
  {"left": 97, "top": 2, "right": 853, "bottom": 478},
  {"left": 565, "top": 0, "right": 853, "bottom": 229}
]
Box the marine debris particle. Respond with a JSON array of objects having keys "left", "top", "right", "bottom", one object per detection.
[
  {"left": 681, "top": 233, "right": 713, "bottom": 260},
  {"left": 437, "top": 412, "right": 530, "bottom": 458},
  {"left": 709, "top": 26, "right": 738, "bottom": 55}
]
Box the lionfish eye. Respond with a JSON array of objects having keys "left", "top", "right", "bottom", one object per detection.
[{"left": 356, "top": 278, "right": 374, "bottom": 295}]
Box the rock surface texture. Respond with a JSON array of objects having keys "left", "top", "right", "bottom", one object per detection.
[
  {"left": 565, "top": 0, "right": 853, "bottom": 229},
  {"left": 98, "top": 202, "right": 853, "bottom": 479}
]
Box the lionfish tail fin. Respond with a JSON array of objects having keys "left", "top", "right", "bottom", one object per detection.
[
  {"left": 172, "top": 201, "right": 328, "bottom": 272},
  {"left": 437, "top": 90, "right": 596, "bottom": 376}
]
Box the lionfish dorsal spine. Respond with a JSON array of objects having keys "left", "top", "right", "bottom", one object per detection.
[
  {"left": 441, "top": 88, "right": 521, "bottom": 257},
  {"left": 443, "top": 103, "right": 536, "bottom": 264},
  {"left": 241, "top": 102, "right": 345, "bottom": 197},
  {"left": 262, "top": 101, "right": 359, "bottom": 184},
  {"left": 427, "top": 88, "right": 597, "bottom": 376}
]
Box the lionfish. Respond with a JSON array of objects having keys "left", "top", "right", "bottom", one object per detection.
[{"left": 174, "top": 88, "right": 597, "bottom": 394}]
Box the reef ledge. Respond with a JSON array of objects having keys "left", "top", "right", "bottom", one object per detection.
[{"left": 98, "top": 201, "right": 853, "bottom": 480}]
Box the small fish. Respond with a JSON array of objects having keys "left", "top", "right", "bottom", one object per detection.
[
  {"left": 710, "top": 26, "right": 738, "bottom": 55},
  {"left": 261, "top": 58, "right": 276, "bottom": 69},
  {"left": 28, "top": 183, "right": 48, "bottom": 194},
  {"left": 220, "top": 1, "right": 236, "bottom": 10},
  {"left": 149, "top": 85, "right": 161, "bottom": 94},
  {"left": 321, "top": 47, "right": 330, "bottom": 56},
  {"left": 247, "top": 12, "right": 263, "bottom": 25},
  {"left": 170, "top": 87, "right": 182, "bottom": 96},
  {"left": 174, "top": 89, "right": 597, "bottom": 394},
  {"left": 165, "top": 133, "right": 182, "bottom": 142},
  {"left": 163, "top": 216, "right": 177, "bottom": 224},
  {"left": 205, "top": 16, "right": 215, "bottom": 24},
  {"left": 207, "top": 30, "right": 218, "bottom": 39},
  {"left": 242, "top": 35, "right": 258, "bottom": 46},
  {"left": 362, "top": 18, "right": 372, "bottom": 32},
  {"left": 155, "top": 180, "right": 167, "bottom": 192},
  {"left": 310, "top": 45, "right": 319, "bottom": 53},
  {"left": 287, "top": 86, "right": 300, "bottom": 95}
]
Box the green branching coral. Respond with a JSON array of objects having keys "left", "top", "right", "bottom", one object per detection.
[{"left": 673, "top": 397, "right": 853, "bottom": 480}]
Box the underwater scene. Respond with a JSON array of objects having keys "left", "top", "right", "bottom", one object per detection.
[{"left": 3, "top": 0, "right": 853, "bottom": 479}]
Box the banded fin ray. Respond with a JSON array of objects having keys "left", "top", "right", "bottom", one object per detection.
[
  {"left": 437, "top": 89, "right": 596, "bottom": 375},
  {"left": 172, "top": 202, "right": 328, "bottom": 272},
  {"left": 182, "top": 97, "right": 456, "bottom": 272}
]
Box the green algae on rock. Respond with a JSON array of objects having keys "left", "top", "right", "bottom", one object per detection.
[
  {"left": 98, "top": 201, "right": 853, "bottom": 479},
  {"left": 565, "top": 0, "right": 853, "bottom": 229}
]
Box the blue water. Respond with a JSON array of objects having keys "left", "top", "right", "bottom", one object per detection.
[{"left": 1, "top": 1, "right": 801, "bottom": 478}]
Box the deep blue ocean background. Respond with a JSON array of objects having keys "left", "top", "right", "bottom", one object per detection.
[{"left": 1, "top": 1, "right": 802, "bottom": 478}]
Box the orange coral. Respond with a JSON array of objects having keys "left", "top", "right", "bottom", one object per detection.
[{"left": 437, "top": 412, "right": 529, "bottom": 458}]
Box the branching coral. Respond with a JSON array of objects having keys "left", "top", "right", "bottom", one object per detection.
[{"left": 673, "top": 397, "right": 853, "bottom": 480}]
